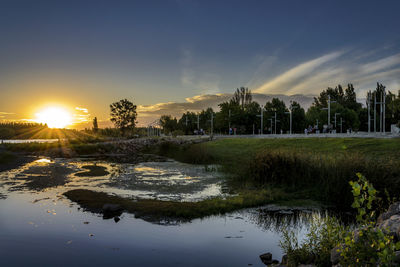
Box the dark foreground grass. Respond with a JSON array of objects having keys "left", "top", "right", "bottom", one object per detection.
[
  {"left": 64, "top": 188, "right": 288, "bottom": 221},
  {"left": 153, "top": 138, "right": 400, "bottom": 209}
]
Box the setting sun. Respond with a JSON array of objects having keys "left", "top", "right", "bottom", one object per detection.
[{"left": 35, "top": 107, "right": 72, "bottom": 128}]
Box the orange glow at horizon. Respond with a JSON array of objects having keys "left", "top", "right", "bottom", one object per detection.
[{"left": 34, "top": 107, "right": 72, "bottom": 128}]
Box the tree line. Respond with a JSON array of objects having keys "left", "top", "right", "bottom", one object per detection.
[{"left": 159, "top": 84, "right": 400, "bottom": 135}]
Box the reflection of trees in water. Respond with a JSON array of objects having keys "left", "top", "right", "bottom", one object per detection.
[{"left": 244, "top": 207, "right": 354, "bottom": 233}]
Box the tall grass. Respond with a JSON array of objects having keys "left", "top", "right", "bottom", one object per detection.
[{"left": 154, "top": 138, "right": 400, "bottom": 209}]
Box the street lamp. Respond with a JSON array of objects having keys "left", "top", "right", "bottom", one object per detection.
[
  {"left": 256, "top": 105, "right": 266, "bottom": 134},
  {"left": 321, "top": 95, "right": 336, "bottom": 131},
  {"left": 285, "top": 104, "right": 297, "bottom": 135},
  {"left": 334, "top": 113, "right": 340, "bottom": 131}
]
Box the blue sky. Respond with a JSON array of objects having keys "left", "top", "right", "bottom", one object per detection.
[{"left": 1, "top": 0, "right": 400, "bottom": 126}]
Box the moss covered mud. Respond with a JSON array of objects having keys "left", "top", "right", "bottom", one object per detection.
[{"left": 63, "top": 187, "right": 289, "bottom": 222}]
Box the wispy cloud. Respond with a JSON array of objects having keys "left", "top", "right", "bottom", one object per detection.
[
  {"left": 253, "top": 50, "right": 400, "bottom": 96},
  {"left": 73, "top": 107, "right": 91, "bottom": 124}
]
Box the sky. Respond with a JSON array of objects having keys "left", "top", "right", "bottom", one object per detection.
[{"left": 1, "top": 0, "right": 400, "bottom": 128}]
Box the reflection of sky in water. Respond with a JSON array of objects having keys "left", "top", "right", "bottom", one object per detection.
[
  {"left": 0, "top": 157, "right": 336, "bottom": 266},
  {"left": 0, "top": 158, "right": 225, "bottom": 202}
]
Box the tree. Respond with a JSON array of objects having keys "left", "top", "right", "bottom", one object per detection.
[
  {"left": 230, "top": 87, "right": 253, "bottom": 108},
  {"left": 110, "top": 99, "right": 137, "bottom": 131},
  {"left": 264, "top": 98, "right": 289, "bottom": 133},
  {"left": 290, "top": 101, "right": 306, "bottom": 133},
  {"left": 92, "top": 117, "right": 99, "bottom": 132},
  {"left": 159, "top": 115, "right": 178, "bottom": 134}
]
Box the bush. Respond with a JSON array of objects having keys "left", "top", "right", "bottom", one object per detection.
[{"left": 280, "top": 173, "right": 400, "bottom": 267}]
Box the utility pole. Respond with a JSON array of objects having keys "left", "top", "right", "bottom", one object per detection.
[
  {"left": 274, "top": 112, "right": 277, "bottom": 134},
  {"left": 197, "top": 114, "right": 200, "bottom": 130}
]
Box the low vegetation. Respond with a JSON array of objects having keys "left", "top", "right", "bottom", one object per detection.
[
  {"left": 64, "top": 188, "right": 288, "bottom": 222},
  {"left": 153, "top": 138, "right": 400, "bottom": 209},
  {"left": 280, "top": 173, "right": 400, "bottom": 267}
]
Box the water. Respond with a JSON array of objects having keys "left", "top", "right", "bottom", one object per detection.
[
  {"left": 0, "top": 158, "right": 323, "bottom": 267},
  {"left": 1, "top": 139, "right": 60, "bottom": 143}
]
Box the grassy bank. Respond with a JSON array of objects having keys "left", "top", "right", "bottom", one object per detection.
[
  {"left": 153, "top": 138, "right": 400, "bottom": 209},
  {"left": 64, "top": 188, "right": 288, "bottom": 221}
]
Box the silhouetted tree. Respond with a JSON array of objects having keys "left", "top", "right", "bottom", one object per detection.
[
  {"left": 230, "top": 87, "right": 252, "bottom": 108},
  {"left": 159, "top": 115, "right": 178, "bottom": 134},
  {"left": 110, "top": 99, "right": 137, "bottom": 131},
  {"left": 92, "top": 117, "right": 99, "bottom": 132}
]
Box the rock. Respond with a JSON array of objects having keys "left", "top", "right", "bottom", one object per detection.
[
  {"left": 259, "top": 252, "right": 273, "bottom": 265},
  {"left": 281, "top": 254, "right": 288, "bottom": 265},
  {"left": 102, "top": 203, "right": 122, "bottom": 212},
  {"left": 331, "top": 245, "right": 342, "bottom": 265},
  {"left": 377, "top": 214, "right": 400, "bottom": 240},
  {"left": 394, "top": 250, "right": 400, "bottom": 264},
  {"left": 377, "top": 202, "right": 400, "bottom": 224},
  {"left": 114, "top": 216, "right": 120, "bottom": 223}
]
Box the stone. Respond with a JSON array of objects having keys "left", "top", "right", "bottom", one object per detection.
[
  {"left": 331, "top": 245, "right": 342, "bottom": 265},
  {"left": 102, "top": 203, "right": 122, "bottom": 212},
  {"left": 378, "top": 214, "right": 400, "bottom": 240},
  {"left": 377, "top": 202, "right": 400, "bottom": 224},
  {"left": 394, "top": 251, "right": 400, "bottom": 264},
  {"left": 281, "top": 254, "right": 288, "bottom": 265},
  {"left": 259, "top": 252, "right": 273, "bottom": 265}
]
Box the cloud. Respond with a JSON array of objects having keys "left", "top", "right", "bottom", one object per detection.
[
  {"left": 0, "top": 111, "right": 15, "bottom": 120},
  {"left": 254, "top": 51, "right": 344, "bottom": 94},
  {"left": 253, "top": 50, "right": 400, "bottom": 96},
  {"left": 72, "top": 107, "right": 91, "bottom": 126},
  {"left": 137, "top": 93, "right": 315, "bottom": 126}
]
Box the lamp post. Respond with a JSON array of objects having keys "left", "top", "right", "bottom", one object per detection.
[
  {"left": 285, "top": 105, "right": 297, "bottom": 135},
  {"left": 256, "top": 105, "right": 265, "bottom": 135},
  {"left": 322, "top": 95, "right": 336, "bottom": 131},
  {"left": 334, "top": 113, "right": 340, "bottom": 131}
]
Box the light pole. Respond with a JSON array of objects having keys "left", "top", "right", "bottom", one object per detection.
[
  {"left": 228, "top": 109, "right": 231, "bottom": 132},
  {"left": 256, "top": 105, "right": 265, "bottom": 135},
  {"left": 285, "top": 105, "right": 297, "bottom": 135},
  {"left": 374, "top": 93, "right": 377, "bottom": 133},
  {"left": 367, "top": 91, "right": 371, "bottom": 133},
  {"left": 339, "top": 117, "right": 344, "bottom": 133},
  {"left": 322, "top": 95, "right": 336, "bottom": 131},
  {"left": 334, "top": 113, "right": 340, "bottom": 131},
  {"left": 268, "top": 118, "right": 273, "bottom": 134}
]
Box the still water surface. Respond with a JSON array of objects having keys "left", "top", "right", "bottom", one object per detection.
[{"left": 0, "top": 158, "right": 323, "bottom": 267}]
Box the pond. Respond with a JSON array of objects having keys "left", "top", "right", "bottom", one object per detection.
[{"left": 0, "top": 157, "right": 325, "bottom": 267}]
